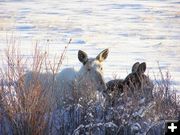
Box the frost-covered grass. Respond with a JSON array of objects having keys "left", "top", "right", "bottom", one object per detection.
[{"left": 0, "top": 45, "right": 179, "bottom": 135}]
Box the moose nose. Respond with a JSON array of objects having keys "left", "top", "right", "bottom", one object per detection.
[
  {"left": 95, "top": 71, "right": 107, "bottom": 91},
  {"left": 100, "top": 81, "right": 107, "bottom": 90}
]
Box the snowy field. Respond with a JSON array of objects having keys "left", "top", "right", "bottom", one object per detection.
[{"left": 0, "top": 0, "right": 180, "bottom": 91}]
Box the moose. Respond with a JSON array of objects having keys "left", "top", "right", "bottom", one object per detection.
[
  {"left": 18, "top": 49, "right": 109, "bottom": 106},
  {"left": 55, "top": 48, "right": 109, "bottom": 104},
  {"left": 105, "top": 62, "right": 154, "bottom": 106}
]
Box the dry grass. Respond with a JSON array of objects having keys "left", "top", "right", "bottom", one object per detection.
[
  {"left": 152, "top": 67, "right": 179, "bottom": 120},
  {"left": 0, "top": 39, "right": 70, "bottom": 135}
]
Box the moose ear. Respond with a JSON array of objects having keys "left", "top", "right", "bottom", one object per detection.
[
  {"left": 96, "top": 49, "right": 109, "bottom": 62},
  {"left": 132, "top": 62, "right": 140, "bottom": 73},
  {"left": 137, "top": 62, "right": 146, "bottom": 74},
  {"left": 78, "top": 50, "right": 88, "bottom": 65}
]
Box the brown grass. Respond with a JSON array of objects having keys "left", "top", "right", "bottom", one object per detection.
[
  {"left": 152, "top": 67, "right": 179, "bottom": 120},
  {"left": 0, "top": 39, "right": 71, "bottom": 135}
]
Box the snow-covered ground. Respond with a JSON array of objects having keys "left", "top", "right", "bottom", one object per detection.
[{"left": 0, "top": 0, "right": 179, "bottom": 91}]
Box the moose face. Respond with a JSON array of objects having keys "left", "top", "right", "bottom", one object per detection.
[
  {"left": 105, "top": 62, "right": 154, "bottom": 106},
  {"left": 78, "top": 49, "right": 109, "bottom": 92},
  {"left": 123, "top": 62, "right": 154, "bottom": 101},
  {"left": 123, "top": 62, "right": 148, "bottom": 91}
]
